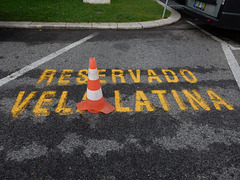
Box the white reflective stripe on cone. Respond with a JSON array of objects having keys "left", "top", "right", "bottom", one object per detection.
[
  {"left": 87, "top": 88, "right": 103, "bottom": 101},
  {"left": 88, "top": 68, "right": 99, "bottom": 81}
]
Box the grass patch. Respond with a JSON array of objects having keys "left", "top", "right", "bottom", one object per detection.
[{"left": 0, "top": 0, "right": 171, "bottom": 22}]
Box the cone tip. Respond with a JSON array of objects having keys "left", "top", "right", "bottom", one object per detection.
[{"left": 89, "top": 58, "right": 97, "bottom": 69}]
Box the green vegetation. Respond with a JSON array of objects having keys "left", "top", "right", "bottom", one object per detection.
[{"left": 0, "top": 0, "right": 171, "bottom": 22}]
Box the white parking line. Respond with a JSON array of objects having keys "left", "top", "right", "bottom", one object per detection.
[
  {"left": 187, "top": 21, "right": 240, "bottom": 90},
  {"left": 0, "top": 32, "right": 98, "bottom": 87},
  {"left": 229, "top": 44, "right": 240, "bottom": 51},
  {"left": 221, "top": 42, "right": 240, "bottom": 89}
]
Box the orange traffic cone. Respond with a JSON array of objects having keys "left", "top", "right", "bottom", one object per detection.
[{"left": 76, "top": 58, "right": 115, "bottom": 114}]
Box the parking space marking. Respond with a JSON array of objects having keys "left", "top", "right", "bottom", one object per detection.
[
  {"left": 0, "top": 32, "right": 98, "bottom": 87},
  {"left": 187, "top": 21, "right": 240, "bottom": 90},
  {"left": 11, "top": 88, "right": 235, "bottom": 117},
  {"left": 10, "top": 68, "right": 235, "bottom": 117},
  {"left": 221, "top": 42, "right": 240, "bottom": 89},
  {"left": 229, "top": 44, "right": 240, "bottom": 51}
]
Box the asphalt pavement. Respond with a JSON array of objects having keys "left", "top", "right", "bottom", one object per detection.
[{"left": 0, "top": 10, "right": 240, "bottom": 179}]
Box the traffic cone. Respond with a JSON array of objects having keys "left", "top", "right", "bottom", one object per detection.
[{"left": 76, "top": 58, "right": 115, "bottom": 114}]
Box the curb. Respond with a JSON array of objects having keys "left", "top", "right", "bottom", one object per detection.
[{"left": 0, "top": 1, "right": 181, "bottom": 30}]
